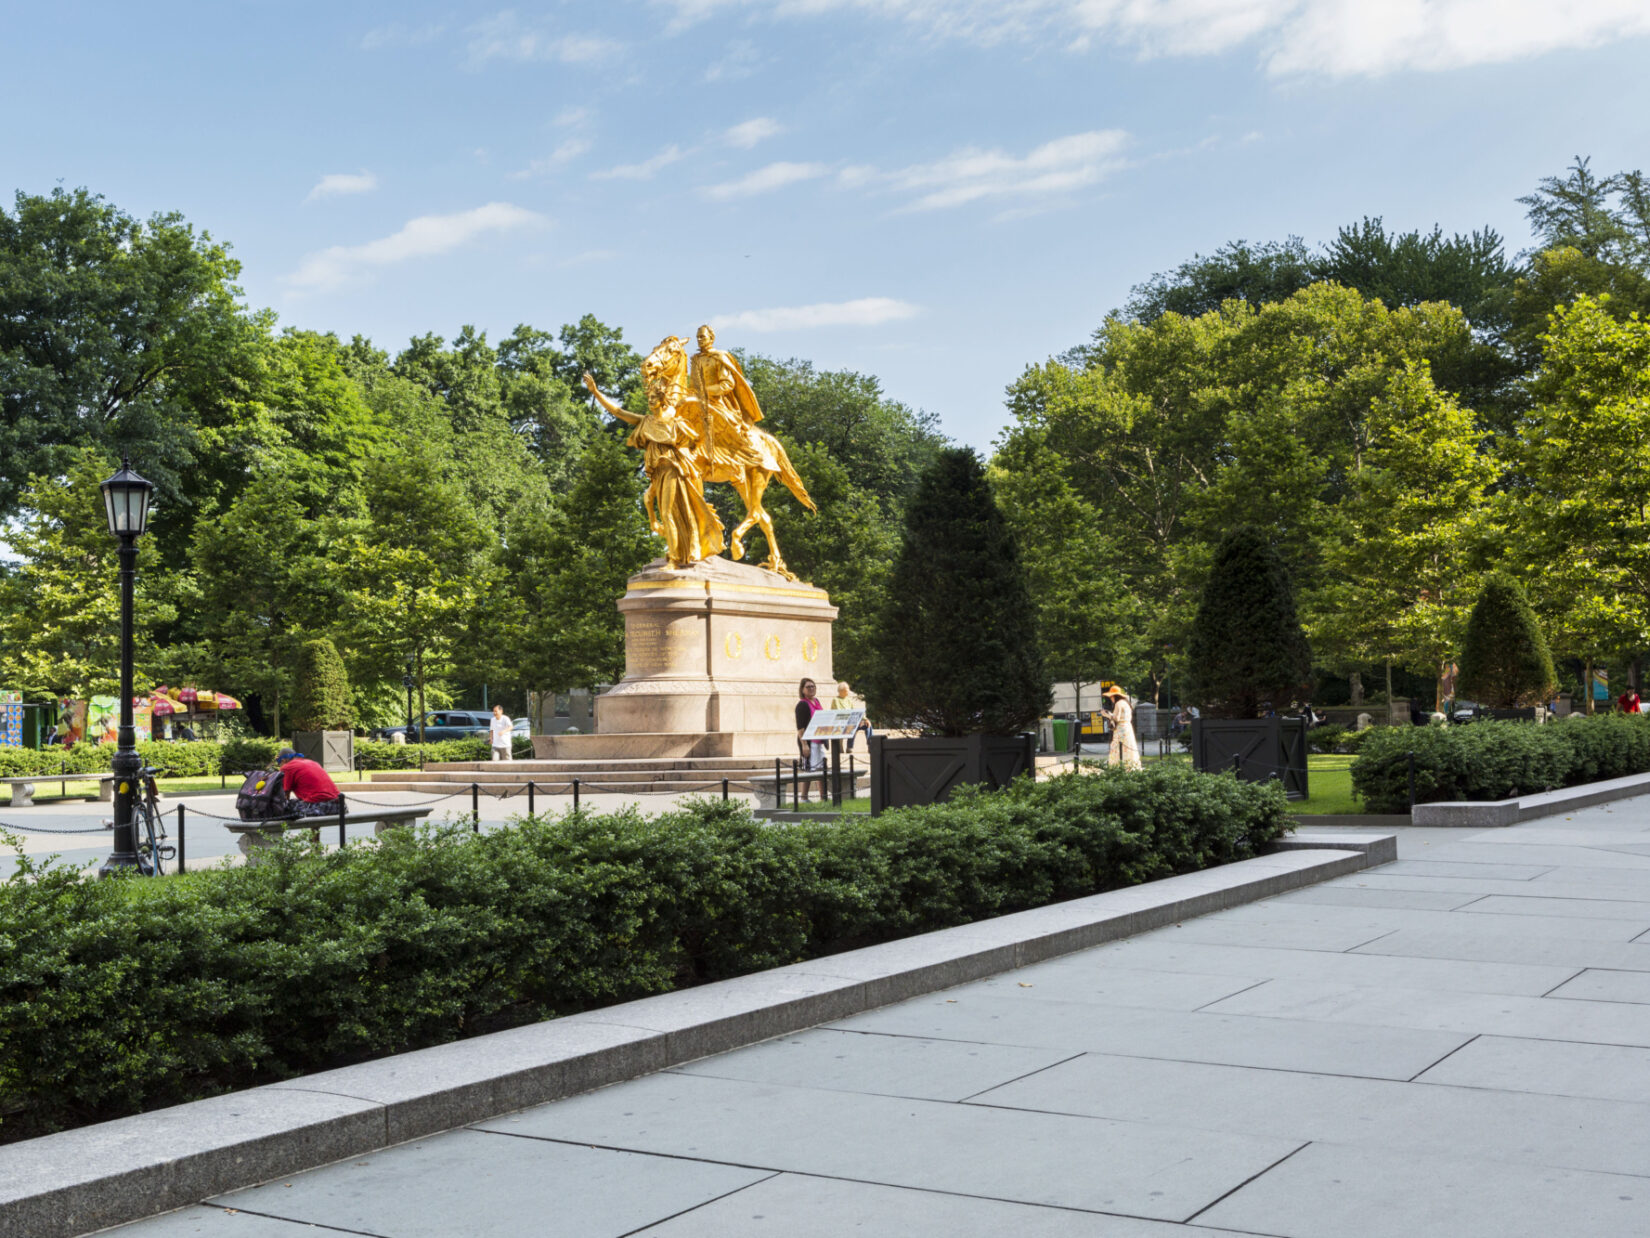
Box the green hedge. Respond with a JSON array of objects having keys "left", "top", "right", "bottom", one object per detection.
[
  {"left": 0, "top": 763, "right": 1286, "bottom": 1141},
  {"left": 0, "top": 741, "right": 226, "bottom": 779},
  {"left": 1350, "top": 713, "right": 1650, "bottom": 813}
]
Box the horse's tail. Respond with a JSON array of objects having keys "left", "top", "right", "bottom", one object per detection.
[{"left": 767, "top": 432, "right": 817, "bottom": 512}]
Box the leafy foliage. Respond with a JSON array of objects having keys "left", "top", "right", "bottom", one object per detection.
[
  {"left": 1185, "top": 527, "right": 1312, "bottom": 718},
  {"left": 1457, "top": 573, "right": 1556, "bottom": 709},
  {"left": 863, "top": 448, "right": 1049, "bottom": 735},
  {"left": 0, "top": 764, "right": 1287, "bottom": 1141},
  {"left": 290, "top": 639, "right": 354, "bottom": 733},
  {"left": 1351, "top": 714, "right": 1650, "bottom": 813}
]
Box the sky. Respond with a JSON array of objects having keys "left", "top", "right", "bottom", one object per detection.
[{"left": 5, "top": 0, "right": 1650, "bottom": 449}]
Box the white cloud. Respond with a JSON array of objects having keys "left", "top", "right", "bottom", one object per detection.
[
  {"left": 710, "top": 297, "right": 921, "bottom": 332},
  {"left": 591, "top": 144, "right": 690, "bottom": 180},
  {"left": 703, "top": 38, "right": 761, "bottom": 81},
  {"left": 466, "top": 11, "right": 619, "bottom": 66},
  {"left": 304, "top": 172, "right": 379, "bottom": 203},
  {"left": 509, "top": 139, "right": 592, "bottom": 179},
  {"left": 361, "top": 22, "right": 444, "bottom": 50},
  {"left": 285, "top": 202, "right": 548, "bottom": 292},
  {"left": 655, "top": 0, "right": 1650, "bottom": 77},
  {"left": 701, "top": 161, "right": 829, "bottom": 200},
  {"left": 850, "top": 129, "right": 1129, "bottom": 211},
  {"left": 724, "top": 117, "right": 784, "bottom": 148},
  {"left": 554, "top": 105, "right": 592, "bottom": 128}
]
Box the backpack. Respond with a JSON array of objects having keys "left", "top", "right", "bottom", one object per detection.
[{"left": 236, "top": 769, "right": 287, "bottom": 820}]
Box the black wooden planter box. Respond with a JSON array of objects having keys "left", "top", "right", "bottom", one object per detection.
[
  {"left": 1190, "top": 716, "right": 1309, "bottom": 800},
  {"left": 869, "top": 733, "right": 1036, "bottom": 815}
]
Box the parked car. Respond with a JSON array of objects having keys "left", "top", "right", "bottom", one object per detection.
[
  {"left": 1451, "top": 701, "right": 1485, "bottom": 724},
  {"left": 512, "top": 716, "right": 530, "bottom": 737},
  {"left": 373, "top": 711, "right": 493, "bottom": 742}
]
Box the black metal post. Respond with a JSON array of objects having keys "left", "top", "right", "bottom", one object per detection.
[
  {"left": 573, "top": 777, "right": 580, "bottom": 812},
  {"left": 722, "top": 777, "right": 729, "bottom": 802},
  {"left": 849, "top": 753, "right": 856, "bottom": 801},
  {"left": 339, "top": 791, "right": 348, "bottom": 848},
  {"left": 472, "top": 782, "right": 480, "bottom": 832},
  {"left": 773, "top": 758, "right": 781, "bottom": 807},
  {"left": 831, "top": 739, "right": 842, "bottom": 807},
  {"left": 528, "top": 781, "right": 535, "bottom": 817},
  {"left": 791, "top": 760, "right": 798, "bottom": 810},
  {"left": 1407, "top": 751, "right": 1416, "bottom": 812},
  {"left": 177, "top": 804, "right": 185, "bottom": 873},
  {"left": 101, "top": 535, "right": 141, "bottom": 875}
]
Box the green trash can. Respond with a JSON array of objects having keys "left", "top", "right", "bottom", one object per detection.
[{"left": 1051, "top": 718, "right": 1070, "bottom": 752}]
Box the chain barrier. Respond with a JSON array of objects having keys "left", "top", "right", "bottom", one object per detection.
[{"left": 0, "top": 820, "right": 111, "bottom": 835}]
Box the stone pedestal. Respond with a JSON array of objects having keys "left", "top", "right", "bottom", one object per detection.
[{"left": 532, "top": 557, "right": 837, "bottom": 760}]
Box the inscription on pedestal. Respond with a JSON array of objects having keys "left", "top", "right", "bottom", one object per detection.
[{"left": 627, "top": 617, "right": 700, "bottom": 676}]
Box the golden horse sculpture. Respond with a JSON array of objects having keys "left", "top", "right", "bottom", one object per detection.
[{"left": 583, "top": 327, "right": 816, "bottom": 579}]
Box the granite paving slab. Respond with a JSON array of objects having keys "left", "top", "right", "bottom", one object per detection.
[
  {"left": 473, "top": 1073, "right": 1305, "bottom": 1222},
  {"left": 1414, "top": 1033, "right": 1650, "bottom": 1103},
  {"left": 630, "top": 1173, "right": 1277, "bottom": 1237},
  {"left": 1267, "top": 884, "right": 1483, "bottom": 910},
  {"left": 826, "top": 992, "right": 1471, "bottom": 1079},
  {"left": 1062, "top": 935, "right": 1581, "bottom": 996},
  {"left": 94, "top": 1210, "right": 332, "bottom": 1236},
  {"left": 668, "top": 1028, "right": 1077, "bottom": 1101},
  {"left": 1196, "top": 1140, "right": 1650, "bottom": 1238},
  {"left": 1182, "top": 899, "right": 1650, "bottom": 943},
  {"left": 1350, "top": 925, "right": 1650, "bottom": 970},
  {"left": 1199, "top": 976, "right": 1650, "bottom": 1044},
  {"left": 205, "top": 1128, "right": 773, "bottom": 1237},
  {"left": 969, "top": 1050, "right": 1650, "bottom": 1179},
  {"left": 1547, "top": 967, "right": 1650, "bottom": 1004},
  {"left": 1455, "top": 892, "right": 1650, "bottom": 921}
]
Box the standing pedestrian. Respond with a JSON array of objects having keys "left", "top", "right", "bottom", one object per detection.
[
  {"left": 1102, "top": 686, "right": 1142, "bottom": 770},
  {"left": 828, "top": 681, "right": 873, "bottom": 751},
  {"left": 794, "top": 678, "right": 827, "bottom": 802},
  {"left": 489, "top": 704, "right": 514, "bottom": 762}
]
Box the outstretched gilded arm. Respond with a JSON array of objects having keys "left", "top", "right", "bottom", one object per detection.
[{"left": 583, "top": 372, "right": 643, "bottom": 425}]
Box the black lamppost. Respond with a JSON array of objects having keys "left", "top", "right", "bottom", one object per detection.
[
  {"left": 98, "top": 458, "right": 154, "bottom": 876},
  {"left": 402, "top": 656, "right": 415, "bottom": 737}
]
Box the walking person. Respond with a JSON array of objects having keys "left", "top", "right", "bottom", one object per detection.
[
  {"left": 489, "top": 703, "right": 514, "bottom": 762},
  {"left": 1102, "top": 686, "right": 1142, "bottom": 770},
  {"left": 794, "top": 678, "right": 828, "bottom": 802}
]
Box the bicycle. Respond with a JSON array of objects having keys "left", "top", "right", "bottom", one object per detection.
[{"left": 116, "top": 766, "right": 176, "bottom": 876}]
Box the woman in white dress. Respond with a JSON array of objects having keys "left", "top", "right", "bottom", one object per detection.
[{"left": 1103, "top": 686, "right": 1143, "bottom": 770}]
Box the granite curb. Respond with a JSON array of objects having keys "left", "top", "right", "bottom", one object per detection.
[
  {"left": 1411, "top": 770, "right": 1650, "bottom": 827},
  {"left": 1, "top": 836, "right": 1391, "bottom": 1238}
]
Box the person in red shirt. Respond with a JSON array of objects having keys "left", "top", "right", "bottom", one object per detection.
[
  {"left": 277, "top": 750, "right": 342, "bottom": 818},
  {"left": 1620, "top": 689, "right": 1642, "bottom": 715}
]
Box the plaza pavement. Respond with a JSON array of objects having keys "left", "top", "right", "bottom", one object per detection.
[{"left": 87, "top": 798, "right": 1650, "bottom": 1237}]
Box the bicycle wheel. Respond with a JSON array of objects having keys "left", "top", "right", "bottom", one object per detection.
[{"left": 134, "top": 801, "right": 167, "bottom": 876}]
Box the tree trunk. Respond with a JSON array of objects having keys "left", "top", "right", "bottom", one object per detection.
[
  {"left": 416, "top": 647, "right": 427, "bottom": 744},
  {"left": 1385, "top": 657, "right": 1395, "bottom": 725},
  {"left": 1585, "top": 658, "right": 1595, "bottom": 715},
  {"left": 1349, "top": 671, "right": 1363, "bottom": 706},
  {"left": 271, "top": 686, "right": 281, "bottom": 743}
]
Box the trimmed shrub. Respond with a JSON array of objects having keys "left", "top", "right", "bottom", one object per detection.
[
  {"left": 0, "top": 763, "right": 1286, "bottom": 1141},
  {"left": 290, "top": 639, "right": 354, "bottom": 733},
  {"left": 1458, "top": 573, "right": 1556, "bottom": 708},
  {"left": 1305, "top": 724, "right": 1350, "bottom": 754},
  {"left": 0, "top": 741, "right": 227, "bottom": 780},
  {"left": 1185, "top": 526, "right": 1312, "bottom": 718},
  {"left": 1351, "top": 713, "right": 1650, "bottom": 812}
]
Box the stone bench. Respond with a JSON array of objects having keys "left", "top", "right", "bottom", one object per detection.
[
  {"left": 0, "top": 773, "right": 115, "bottom": 807},
  {"left": 225, "top": 808, "right": 434, "bottom": 863}
]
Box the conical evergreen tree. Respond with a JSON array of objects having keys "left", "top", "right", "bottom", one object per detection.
[
  {"left": 862, "top": 447, "right": 1049, "bottom": 735},
  {"left": 1457, "top": 572, "right": 1556, "bottom": 708},
  {"left": 289, "top": 638, "right": 354, "bottom": 732},
  {"left": 1185, "top": 526, "right": 1312, "bottom": 718}
]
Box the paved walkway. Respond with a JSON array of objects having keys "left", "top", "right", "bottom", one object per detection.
[
  {"left": 104, "top": 803, "right": 1650, "bottom": 1237},
  {"left": 0, "top": 786, "right": 755, "bottom": 878}
]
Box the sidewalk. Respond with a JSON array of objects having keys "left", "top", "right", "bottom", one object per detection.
[{"left": 99, "top": 801, "right": 1650, "bottom": 1237}]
